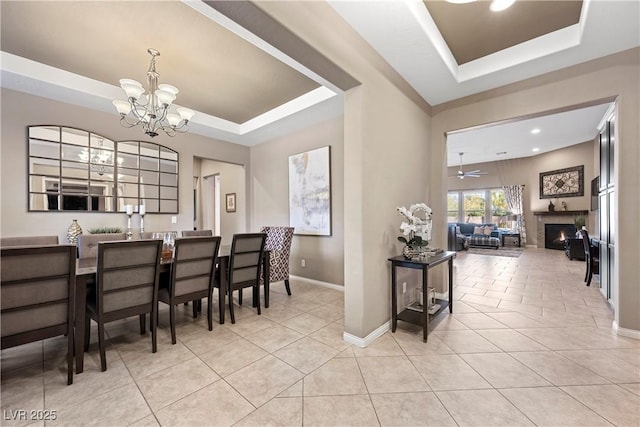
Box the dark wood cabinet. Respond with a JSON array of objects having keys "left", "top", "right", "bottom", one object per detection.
[{"left": 598, "top": 109, "right": 615, "bottom": 303}]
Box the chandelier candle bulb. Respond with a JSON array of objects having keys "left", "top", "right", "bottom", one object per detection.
[
  {"left": 139, "top": 205, "right": 145, "bottom": 216},
  {"left": 125, "top": 204, "right": 133, "bottom": 216}
]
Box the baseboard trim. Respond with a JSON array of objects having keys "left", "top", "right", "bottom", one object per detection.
[
  {"left": 613, "top": 321, "right": 640, "bottom": 340},
  {"left": 289, "top": 275, "right": 344, "bottom": 292},
  {"left": 343, "top": 321, "right": 390, "bottom": 348}
]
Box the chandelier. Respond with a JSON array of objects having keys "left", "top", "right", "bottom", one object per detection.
[
  {"left": 78, "top": 138, "right": 122, "bottom": 176},
  {"left": 112, "top": 48, "right": 195, "bottom": 138}
]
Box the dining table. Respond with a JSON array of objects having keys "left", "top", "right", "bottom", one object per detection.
[{"left": 74, "top": 245, "right": 270, "bottom": 374}]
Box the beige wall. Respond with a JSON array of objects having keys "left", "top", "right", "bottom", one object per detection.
[
  {"left": 0, "top": 88, "right": 250, "bottom": 241},
  {"left": 200, "top": 160, "right": 246, "bottom": 245},
  {"left": 447, "top": 140, "right": 598, "bottom": 246},
  {"left": 431, "top": 48, "right": 640, "bottom": 334},
  {"left": 249, "top": 117, "right": 345, "bottom": 285},
  {"left": 257, "top": 1, "right": 432, "bottom": 340}
]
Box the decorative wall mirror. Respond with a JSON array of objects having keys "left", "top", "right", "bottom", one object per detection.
[{"left": 28, "top": 126, "right": 179, "bottom": 213}]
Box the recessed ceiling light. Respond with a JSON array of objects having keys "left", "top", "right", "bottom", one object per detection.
[
  {"left": 531, "top": 128, "right": 541, "bottom": 135},
  {"left": 532, "top": 147, "right": 540, "bottom": 152},
  {"left": 490, "top": 0, "right": 516, "bottom": 12}
]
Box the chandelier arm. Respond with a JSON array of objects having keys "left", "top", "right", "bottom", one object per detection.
[{"left": 119, "top": 114, "right": 147, "bottom": 128}]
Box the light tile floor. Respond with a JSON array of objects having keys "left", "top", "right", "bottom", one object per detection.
[{"left": 2, "top": 248, "right": 639, "bottom": 426}]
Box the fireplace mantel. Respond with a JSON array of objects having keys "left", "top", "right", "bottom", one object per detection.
[{"left": 533, "top": 210, "right": 588, "bottom": 216}]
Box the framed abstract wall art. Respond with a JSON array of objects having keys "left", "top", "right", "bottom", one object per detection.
[
  {"left": 539, "top": 165, "right": 584, "bottom": 198},
  {"left": 288, "top": 146, "right": 331, "bottom": 236}
]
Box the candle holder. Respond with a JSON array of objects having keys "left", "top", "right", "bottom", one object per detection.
[
  {"left": 126, "top": 213, "right": 133, "bottom": 240},
  {"left": 140, "top": 213, "right": 145, "bottom": 234}
]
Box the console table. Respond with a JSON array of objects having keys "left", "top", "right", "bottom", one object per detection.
[{"left": 388, "top": 251, "right": 455, "bottom": 342}]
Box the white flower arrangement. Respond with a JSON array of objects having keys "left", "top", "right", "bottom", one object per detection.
[{"left": 397, "top": 203, "right": 433, "bottom": 247}]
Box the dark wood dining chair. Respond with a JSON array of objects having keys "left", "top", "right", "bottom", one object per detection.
[
  {"left": 181, "top": 230, "right": 213, "bottom": 237},
  {"left": 225, "top": 233, "right": 267, "bottom": 324},
  {"left": 85, "top": 239, "right": 162, "bottom": 371},
  {"left": 1, "top": 235, "right": 59, "bottom": 247},
  {"left": 158, "top": 236, "right": 221, "bottom": 344},
  {"left": 1, "top": 245, "right": 76, "bottom": 384},
  {"left": 579, "top": 229, "right": 599, "bottom": 287}
]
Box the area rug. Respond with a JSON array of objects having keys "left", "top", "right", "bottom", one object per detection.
[{"left": 466, "top": 246, "right": 525, "bottom": 258}]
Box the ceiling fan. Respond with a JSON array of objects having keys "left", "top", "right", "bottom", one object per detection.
[{"left": 452, "top": 152, "right": 488, "bottom": 179}]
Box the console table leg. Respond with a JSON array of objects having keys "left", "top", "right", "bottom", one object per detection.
[
  {"left": 448, "top": 258, "right": 454, "bottom": 313},
  {"left": 422, "top": 267, "right": 428, "bottom": 343},
  {"left": 391, "top": 265, "right": 397, "bottom": 332}
]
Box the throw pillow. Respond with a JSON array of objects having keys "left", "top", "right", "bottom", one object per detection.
[
  {"left": 483, "top": 226, "right": 493, "bottom": 236},
  {"left": 473, "top": 226, "right": 484, "bottom": 236},
  {"left": 456, "top": 226, "right": 461, "bottom": 234}
]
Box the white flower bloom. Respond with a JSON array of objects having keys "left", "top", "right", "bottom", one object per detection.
[{"left": 398, "top": 203, "right": 433, "bottom": 246}]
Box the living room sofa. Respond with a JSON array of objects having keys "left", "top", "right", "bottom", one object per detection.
[{"left": 448, "top": 223, "right": 502, "bottom": 250}]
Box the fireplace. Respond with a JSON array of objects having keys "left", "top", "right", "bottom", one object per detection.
[{"left": 544, "top": 224, "right": 577, "bottom": 250}]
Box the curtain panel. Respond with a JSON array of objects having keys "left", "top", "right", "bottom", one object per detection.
[{"left": 502, "top": 185, "right": 526, "bottom": 244}]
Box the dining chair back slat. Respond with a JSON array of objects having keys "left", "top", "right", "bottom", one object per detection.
[
  {"left": 1, "top": 235, "right": 59, "bottom": 247},
  {"left": 181, "top": 230, "right": 213, "bottom": 237},
  {"left": 1, "top": 244, "right": 76, "bottom": 384}
]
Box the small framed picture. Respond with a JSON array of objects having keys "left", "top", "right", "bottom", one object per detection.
[{"left": 225, "top": 193, "right": 236, "bottom": 213}]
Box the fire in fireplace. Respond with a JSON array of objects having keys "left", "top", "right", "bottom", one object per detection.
[{"left": 544, "top": 224, "right": 577, "bottom": 250}]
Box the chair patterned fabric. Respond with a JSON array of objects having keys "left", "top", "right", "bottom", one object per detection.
[
  {"left": 1, "top": 244, "right": 76, "bottom": 384},
  {"left": 77, "top": 233, "right": 126, "bottom": 259},
  {"left": 1, "top": 235, "right": 59, "bottom": 247},
  {"left": 260, "top": 226, "right": 294, "bottom": 296}
]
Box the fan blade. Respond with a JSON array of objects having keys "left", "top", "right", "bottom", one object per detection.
[{"left": 466, "top": 169, "right": 481, "bottom": 174}]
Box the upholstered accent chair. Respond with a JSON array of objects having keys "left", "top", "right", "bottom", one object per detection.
[
  {"left": 1, "top": 235, "right": 59, "bottom": 247},
  {"left": 77, "top": 233, "right": 126, "bottom": 259},
  {"left": 158, "top": 236, "right": 221, "bottom": 343},
  {"left": 85, "top": 239, "right": 162, "bottom": 371},
  {"left": 181, "top": 230, "right": 213, "bottom": 237},
  {"left": 224, "top": 233, "right": 267, "bottom": 324},
  {"left": 579, "top": 229, "right": 600, "bottom": 287},
  {"left": 1, "top": 245, "right": 76, "bottom": 384},
  {"left": 260, "top": 226, "right": 294, "bottom": 297}
]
